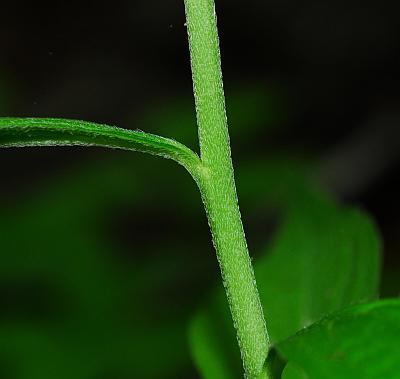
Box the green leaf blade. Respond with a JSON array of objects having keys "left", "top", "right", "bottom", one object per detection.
[
  {"left": 189, "top": 308, "right": 236, "bottom": 379},
  {"left": 276, "top": 299, "right": 400, "bottom": 379},
  {"left": 256, "top": 197, "right": 382, "bottom": 343},
  {"left": 0, "top": 117, "right": 202, "bottom": 176}
]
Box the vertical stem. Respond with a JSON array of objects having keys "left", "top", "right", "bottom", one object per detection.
[{"left": 184, "top": 0, "right": 270, "bottom": 377}]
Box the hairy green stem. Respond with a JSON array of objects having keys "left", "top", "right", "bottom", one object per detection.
[{"left": 184, "top": 0, "right": 270, "bottom": 377}]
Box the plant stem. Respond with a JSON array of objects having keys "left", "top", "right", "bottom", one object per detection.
[{"left": 184, "top": 0, "right": 270, "bottom": 377}]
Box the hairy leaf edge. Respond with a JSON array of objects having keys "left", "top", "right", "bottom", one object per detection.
[{"left": 0, "top": 117, "right": 204, "bottom": 179}]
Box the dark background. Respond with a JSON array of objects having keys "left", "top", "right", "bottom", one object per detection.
[{"left": 0, "top": 0, "right": 399, "bottom": 378}]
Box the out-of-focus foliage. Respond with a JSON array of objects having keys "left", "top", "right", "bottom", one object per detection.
[
  {"left": 0, "top": 156, "right": 197, "bottom": 378},
  {"left": 0, "top": 71, "right": 14, "bottom": 116},
  {"left": 257, "top": 198, "right": 381, "bottom": 343}
]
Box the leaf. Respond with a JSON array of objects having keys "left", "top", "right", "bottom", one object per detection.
[
  {"left": 281, "top": 362, "right": 309, "bottom": 379},
  {"left": 0, "top": 117, "right": 201, "bottom": 175},
  {"left": 188, "top": 171, "right": 381, "bottom": 378},
  {"left": 257, "top": 193, "right": 381, "bottom": 343},
  {"left": 276, "top": 299, "right": 400, "bottom": 379},
  {"left": 188, "top": 291, "right": 242, "bottom": 379}
]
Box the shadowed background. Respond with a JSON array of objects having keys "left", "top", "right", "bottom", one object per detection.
[{"left": 0, "top": 0, "right": 399, "bottom": 377}]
